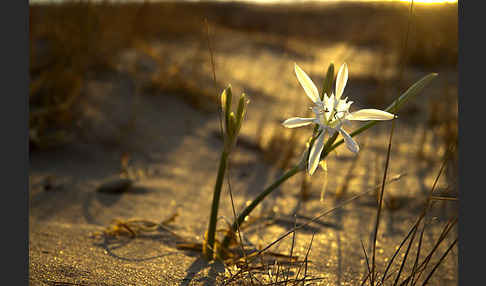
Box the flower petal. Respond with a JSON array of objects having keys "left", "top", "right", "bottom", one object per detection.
[
  {"left": 335, "top": 63, "right": 348, "bottom": 101},
  {"left": 339, "top": 128, "right": 359, "bottom": 154},
  {"left": 282, "top": 117, "right": 316, "bottom": 128},
  {"left": 308, "top": 130, "right": 325, "bottom": 175},
  {"left": 346, "top": 109, "right": 395, "bottom": 121},
  {"left": 324, "top": 93, "right": 334, "bottom": 109},
  {"left": 295, "top": 63, "right": 320, "bottom": 103},
  {"left": 323, "top": 93, "right": 337, "bottom": 121},
  {"left": 337, "top": 98, "right": 352, "bottom": 113}
]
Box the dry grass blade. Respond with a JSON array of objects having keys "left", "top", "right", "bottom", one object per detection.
[
  {"left": 176, "top": 243, "right": 203, "bottom": 252},
  {"left": 359, "top": 239, "right": 372, "bottom": 286},
  {"left": 392, "top": 217, "right": 419, "bottom": 286},
  {"left": 265, "top": 277, "right": 324, "bottom": 286},
  {"left": 370, "top": 120, "right": 396, "bottom": 286},
  {"left": 406, "top": 218, "right": 457, "bottom": 286},
  {"left": 284, "top": 217, "right": 297, "bottom": 286},
  {"left": 409, "top": 221, "right": 427, "bottom": 286},
  {"left": 430, "top": 196, "right": 458, "bottom": 202},
  {"left": 420, "top": 238, "right": 457, "bottom": 286},
  {"left": 265, "top": 252, "right": 300, "bottom": 262},
  {"left": 381, "top": 143, "right": 456, "bottom": 285},
  {"left": 361, "top": 271, "right": 372, "bottom": 286},
  {"left": 204, "top": 18, "right": 225, "bottom": 142},
  {"left": 292, "top": 232, "right": 315, "bottom": 286},
  {"left": 404, "top": 222, "right": 453, "bottom": 285},
  {"left": 224, "top": 169, "right": 405, "bottom": 283},
  {"left": 254, "top": 189, "right": 373, "bottom": 264},
  {"left": 204, "top": 18, "right": 219, "bottom": 104},
  {"left": 245, "top": 171, "right": 406, "bottom": 274},
  {"left": 380, "top": 222, "right": 418, "bottom": 285},
  {"left": 397, "top": 0, "right": 414, "bottom": 86},
  {"left": 428, "top": 146, "right": 455, "bottom": 202},
  {"left": 302, "top": 234, "right": 314, "bottom": 285},
  {"left": 226, "top": 157, "right": 254, "bottom": 281},
  {"left": 94, "top": 213, "right": 181, "bottom": 240},
  {"left": 395, "top": 218, "right": 456, "bottom": 286},
  {"left": 225, "top": 168, "right": 404, "bottom": 283}
]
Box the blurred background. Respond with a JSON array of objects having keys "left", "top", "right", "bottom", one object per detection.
[{"left": 29, "top": 0, "right": 458, "bottom": 185}]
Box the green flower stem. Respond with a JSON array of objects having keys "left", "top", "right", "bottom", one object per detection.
[
  {"left": 219, "top": 163, "right": 302, "bottom": 254},
  {"left": 321, "top": 130, "right": 339, "bottom": 157},
  {"left": 204, "top": 150, "right": 230, "bottom": 260}
]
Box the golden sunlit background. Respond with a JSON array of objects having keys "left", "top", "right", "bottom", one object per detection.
[{"left": 29, "top": 0, "right": 458, "bottom": 285}]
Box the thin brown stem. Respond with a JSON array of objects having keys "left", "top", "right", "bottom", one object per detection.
[{"left": 371, "top": 120, "right": 396, "bottom": 286}]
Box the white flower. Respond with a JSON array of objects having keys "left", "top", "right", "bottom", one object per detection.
[{"left": 283, "top": 63, "right": 396, "bottom": 175}]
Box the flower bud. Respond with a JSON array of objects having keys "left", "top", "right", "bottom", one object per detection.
[
  {"left": 322, "top": 62, "right": 334, "bottom": 100},
  {"left": 221, "top": 85, "right": 233, "bottom": 133},
  {"left": 235, "top": 93, "right": 249, "bottom": 135}
]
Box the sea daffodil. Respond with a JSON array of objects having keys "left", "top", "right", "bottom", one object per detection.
[{"left": 283, "top": 63, "right": 396, "bottom": 175}]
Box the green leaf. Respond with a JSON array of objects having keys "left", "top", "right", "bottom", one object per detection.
[
  {"left": 386, "top": 73, "right": 438, "bottom": 114},
  {"left": 323, "top": 72, "right": 438, "bottom": 157}
]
